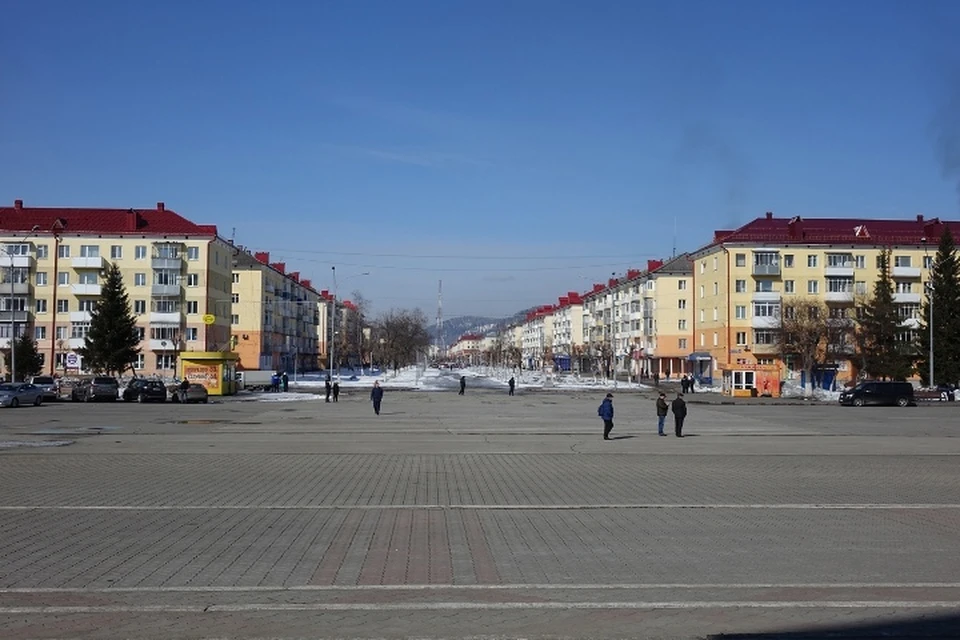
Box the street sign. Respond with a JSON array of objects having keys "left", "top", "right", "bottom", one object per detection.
[
  {"left": 202, "top": 314, "right": 216, "bottom": 325},
  {"left": 65, "top": 353, "right": 79, "bottom": 368}
]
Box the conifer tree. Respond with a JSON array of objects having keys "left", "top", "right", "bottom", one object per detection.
[
  {"left": 917, "top": 227, "right": 960, "bottom": 386},
  {"left": 3, "top": 334, "right": 44, "bottom": 382},
  {"left": 857, "top": 249, "right": 914, "bottom": 380},
  {"left": 78, "top": 263, "right": 140, "bottom": 375}
]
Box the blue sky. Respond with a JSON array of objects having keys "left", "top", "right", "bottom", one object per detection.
[{"left": 2, "top": 0, "right": 960, "bottom": 318}]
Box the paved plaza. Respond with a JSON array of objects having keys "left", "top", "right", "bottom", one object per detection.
[{"left": 2, "top": 386, "right": 960, "bottom": 639}]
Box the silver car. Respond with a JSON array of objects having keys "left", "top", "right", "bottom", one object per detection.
[
  {"left": 29, "top": 376, "right": 59, "bottom": 401},
  {"left": 0, "top": 383, "right": 44, "bottom": 408}
]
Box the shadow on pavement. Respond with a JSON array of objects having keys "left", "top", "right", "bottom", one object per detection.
[{"left": 711, "top": 611, "right": 960, "bottom": 639}]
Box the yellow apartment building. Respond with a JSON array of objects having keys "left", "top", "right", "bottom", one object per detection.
[
  {"left": 690, "top": 213, "right": 955, "bottom": 392},
  {"left": 642, "top": 255, "right": 693, "bottom": 378},
  {"left": 0, "top": 200, "right": 233, "bottom": 379},
  {"left": 231, "top": 250, "right": 321, "bottom": 373}
]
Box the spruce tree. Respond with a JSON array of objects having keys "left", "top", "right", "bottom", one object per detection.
[
  {"left": 917, "top": 227, "right": 960, "bottom": 386},
  {"left": 78, "top": 263, "right": 140, "bottom": 376},
  {"left": 857, "top": 249, "right": 914, "bottom": 380},
  {"left": 3, "top": 334, "right": 44, "bottom": 382}
]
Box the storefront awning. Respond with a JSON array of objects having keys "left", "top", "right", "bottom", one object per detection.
[{"left": 688, "top": 352, "right": 713, "bottom": 361}]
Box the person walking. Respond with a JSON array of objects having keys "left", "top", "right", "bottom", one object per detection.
[
  {"left": 270, "top": 372, "right": 280, "bottom": 393},
  {"left": 671, "top": 392, "right": 687, "bottom": 437},
  {"left": 656, "top": 391, "right": 669, "bottom": 436},
  {"left": 178, "top": 377, "right": 190, "bottom": 403},
  {"left": 332, "top": 381, "right": 340, "bottom": 402},
  {"left": 370, "top": 381, "right": 384, "bottom": 415},
  {"left": 281, "top": 371, "right": 289, "bottom": 393},
  {"left": 508, "top": 377, "right": 515, "bottom": 396},
  {"left": 459, "top": 375, "right": 466, "bottom": 395},
  {"left": 598, "top": 393, "right": 615, "bottom": 440},
  {"left": 324, "top": 376, "right": 332, "bottom": 403}
]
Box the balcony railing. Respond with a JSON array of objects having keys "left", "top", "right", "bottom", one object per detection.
[
  {"left": 151, "top": 284, "right": 182, "bottom": 297},
  {"left": 72, "top": 255, "right": 106, "bottom": 269},
  {"left": 752, "top": 263, "right": 781, "bottom": 276},
  {"left": 71, "top": 284, "right": 101, "bottom": 296},
  {"left": 0, "top": 310, "right": 30, "bottom": 323},
  {"left": 892, "top": 266, "right": 922, "bottom": 278}
]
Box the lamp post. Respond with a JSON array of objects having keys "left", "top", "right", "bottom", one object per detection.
[
  {"left": 6, "top": 225, "right": 40, "bottom": 382},
  {"left": 926, "top": 281, "right": 935, "bottom": 388},
  {"left": 327, "top": 268, "right": 369, "bottom": 382}
]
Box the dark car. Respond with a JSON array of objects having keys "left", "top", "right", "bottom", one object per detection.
[
  {"left": 71, "top": 376, "right": 120, "bottom": 402},
  {"left": 122, "top": 379, "right": 168, "bottom": 403},
  {"left": 839, "top": 381, "right": 915, "bottom": 407}
]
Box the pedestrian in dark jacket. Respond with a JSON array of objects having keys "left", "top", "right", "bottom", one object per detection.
[
  {"left": 459, "top": 376, "right": 466, "bottom": 395},
  {"left": 370, "top": 381, "right": 384, "bottom": 415},
  {"left": 281, "top": 371, "right": 289, "bottom": 393},
  {"left": 324, "top": 377, "right": 332, "bottom": 403},
  {"left": 671, "top": 393, "right": 687, "bottom": 437},
  {"left": 656, "top": 392, "right": 669, "bottom": 436},
  {"left": 332, "top": 381, "right": 340, "bottom": 402},
  {"left": 508, "top": 377, "right": 515, "bottom": 396},
  {"left": 598, "top": 393, "right": 615, "bottom": 440}
]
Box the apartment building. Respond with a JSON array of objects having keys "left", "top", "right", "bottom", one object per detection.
[
  {"left": 550, "top": 293, "right": 583, "bottom": 371},
  {"left": 690, "top": 213, "right": 956, "bottom": 390},
  {"left": 0, "top": 200, "right": 232, "bottom": 377},
  {"left": 231, "top": 250, "right": 321, "bottom": 373},
  {"left": 522, "top": 305, "right": 555, "bottom": 370},
  {"left": 448, "top": 333, "right": 485, "bottom": 365},
  {"left": 633, "top": 255, "right": 693, "bottom": 377}
]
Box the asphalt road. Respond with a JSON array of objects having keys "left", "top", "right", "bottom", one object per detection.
[{"left": 2, "top": 388, "right": 959, "bottom": 639}]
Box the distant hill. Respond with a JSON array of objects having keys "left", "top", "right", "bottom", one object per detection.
[{"left": 429, "top": 309, "right": 537, "bottom": 347}]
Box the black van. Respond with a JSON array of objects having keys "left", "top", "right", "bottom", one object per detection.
[{"left": 838, "top": 381, "right": 915, "bottom": 407}]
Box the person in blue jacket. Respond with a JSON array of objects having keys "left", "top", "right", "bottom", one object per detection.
[
  {"left": 598, "top": 393, "right": 615, "bottom": 440},
  {"left": 370, "top": 381, "right": 384, "bottom": 415}
]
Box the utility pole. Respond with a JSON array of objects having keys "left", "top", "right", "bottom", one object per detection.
[{"left": 327, "top": 266, "right": 336, "bottom": 378}]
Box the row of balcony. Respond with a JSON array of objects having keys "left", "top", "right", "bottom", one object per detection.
[{"left": 753, "top": 264, "right": 923, "bottom": 278}]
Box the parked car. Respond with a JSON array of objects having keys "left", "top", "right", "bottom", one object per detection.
[
  {"left": 0, "top": 383, "right": 44, "bottom": 407},
  {"left": 839, "top": 381, "right": 915, "bottom": 407},
  {"left": 71, "top": 376, "right": 120, "bottom": 402},
  {"left": 122, "top": 379, "right": 168, "bottom": 403},
  {"left": 172, "top": 383, "right": 209, "bottom": 404},
  {"left": 29, "top": 376, "right": 59, "bottom": 401}
]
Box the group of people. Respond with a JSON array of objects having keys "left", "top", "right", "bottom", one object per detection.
[
  {"left": 269, "top": 371, "right": 289, "bottom": 393},
  {"left": 599, "top": 391, "right": 688, "bottom": 440},
  {"left": 679, "top": 375, "right": 697, "bottom": 394},
  {"left": 324, "top": 376, "right": 340, "bottom": 403}
]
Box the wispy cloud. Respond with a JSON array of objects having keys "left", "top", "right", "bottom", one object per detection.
[
  {"left": 324, "top": 144, "right": 492, "bottom": 168},
  {"left": 325, "top": 95, "right": 480, "bottom": 135}
]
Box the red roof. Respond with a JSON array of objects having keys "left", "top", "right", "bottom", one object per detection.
[
  {"left": 700, "top": 213, "right": 960, "bottom": 249},
  {"left": 0, "top": 200, "right": 218, "bottom": 236}
]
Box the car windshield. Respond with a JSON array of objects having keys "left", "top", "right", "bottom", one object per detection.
[
  {"left": 33, "top": 377, "right": 54, "bottom": 385},
  {"left": 0, "top": 384, "right": 17, "bottom": 392},
  {"left": 94, "top": 378, "right": 116, "bottom": 385}
]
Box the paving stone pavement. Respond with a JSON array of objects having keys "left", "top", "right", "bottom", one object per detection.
[{"left": 2, "top": 389, "right": 960, "bottom": 639}]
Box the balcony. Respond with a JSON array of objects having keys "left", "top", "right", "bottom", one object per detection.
[
  {"left": 751, "top": 342, "right": 779, "bottom": 354},
  {"left": 751, "top": 290, "right": 781, "bottom": 303},
  {"left": 893, "top": 292, "right": 922, "bottom": 304},
  {"left": 151, "top": 284, "right": 182, "bottom": 297},
  {"left": 69, "top": 311, "right": 92, "bottom": 323},
  {"left": 1, "top": 281, "right": 33, "bottom": 296},
  {"left": 68, "top": 337, "right": 86, "bottom": 350},
  {"left": 149, "top": 339, "right": 182, "bottom": 351},
  {"left": 0, "top": 310, "right": 29, "bottom": 323},
  {"left": 151, "top": 256, "right": 184, "bottom": 270},
  {"left": 900, "top": 317, "right": 922, "bottom": 329},
  {"left": 752, "top": 263, "right": 781, "bottom": 277},
  {"left": 0, "top": 254, "right": 34, "bottom": 269},
  {"left": 824, "top": 291, "right": 854, "bottom": 303},
  {"left": 824, "top": 265, "right": 855, "bottom": 277},
  {"left": 71, "top": 284, "right": 101, "bottom": 296},
  {"left": 72, "top": 255, "right": 106, "bottom": 269},
  {"left": 751, "top": 316, "right": 780, "bottom": 329},
  {"left": 150, "top": 311, "right": 183, "bottom": 325},
  {"left": 892, "top": 266, "right": 922, "bottom": 278}
]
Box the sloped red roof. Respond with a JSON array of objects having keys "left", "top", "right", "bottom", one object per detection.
[
  {"left": 699, "top": 213, "right": 960, "bottom": 249},
  {"left": 0, "top": 201, "right": 218, "bottom": 236}
]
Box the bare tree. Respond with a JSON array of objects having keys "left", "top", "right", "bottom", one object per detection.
[
  {"left": 778, "top": 297, "right": 854, "bottom": 396},
  {"left": 376, "top": 308, "right": 431, "bottom": 372}
]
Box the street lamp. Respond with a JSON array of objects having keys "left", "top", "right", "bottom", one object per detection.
[
  {"left": 327, "top": 267, "right": 369, "bottom": 382},
  {"left": 6, "top": 225, "right": 40, "bottom": 382},
  {"left": 926, "top": 281, "right": 934, "bottom": 388}
]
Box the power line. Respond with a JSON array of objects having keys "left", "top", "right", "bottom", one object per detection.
[{"left": 259, "top": 248, "right": 663, "bottom": 261}]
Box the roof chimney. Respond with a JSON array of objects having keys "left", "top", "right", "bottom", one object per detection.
[
  {"left": 126, "top": 209, "right": 141, "bottom": 231},
  {"left": 917, "top": 213, "right": 924, "bottom": 222},
  {"left": 765, "top": 211, "right": 773, "bottom": 220},
  {"left": 14, "top": 199, "right": 23, "bottom": 210},
  {"left": 254, "top": 252, "right": 270, "bottom": 264},
  {"left": 157, "top": 202, "right": 165, "bottom": 211}
]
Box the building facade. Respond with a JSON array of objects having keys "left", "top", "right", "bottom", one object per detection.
[{"left": 0, "top": 200, "right": 232, "bottom": 378}]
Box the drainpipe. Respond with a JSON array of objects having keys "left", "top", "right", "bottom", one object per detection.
[{"left": 49, "top": 233, "right": 61, "bottom": 375}]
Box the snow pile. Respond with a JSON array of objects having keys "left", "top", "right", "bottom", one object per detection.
[{"left": 780, "top": 378, "right": 841, "bottom": 402}]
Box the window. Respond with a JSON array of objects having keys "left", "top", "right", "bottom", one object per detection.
[
  {"left": 713, "top": 307, "right": 718, "bottom": 321},
  {"left": 135, "top": 245, "right": 147, "bottom": 260},
  {"left": 699, "top": 332, "right": 705, "bottom": 346},
  {"left": 36, "top": 299, "right": 47, "bottom": 314},
  {"left": 231, "top": 314, "right": 239, "bottom": 325},
  {"left": 134, "top": 273, "right": 146, "bottom": 286},
  {"left": 894, "top": 255, "right": 912, "bottom": 267},
  {"left": 895, "top": 281, "right": 913, "bottom": 293},
  {"left": 699, "top": 285, "right": 704, "bottom": 299},
  {"left": 185, "top": 273, "right": 198, "bottom": 287},
  {"left": 35, "top": 272, "right": 47, "bottom": 286},
  {"left": 678, "top": 299, "right": 686, "bottom": 309},
  {"left": 78, "top": 300, "right": 97, "bottom": 313},
  {"left": 924, "top": 255, "right": 933, "bottom": 269},
  {"left": 78, "top": 272, "right": 98, "bottom": 285},
  {"left": 736, "top": 331, "right": 747, "bottom": 345},
  {"left": 855, "top": 255, "right": 865, "bottom": 269},
  {"left": 735, "top": 305, "right": 746, "bottom": 319},
  {"left": 700, "top": 261, "right": 705, "bottom": 274},
  {"left": 187, "top": 246, "right": 200, "bottom": 261},
  {"left": 827, "top": 253, "right": 853, "bottom": 268},
  {"left": 735, "top": 254, "right": 746, "bottom": 267},
  {"left": 231, "top": 293, "right": 239, "bottom": 303},
  {"left": 807, "top": 280, "right": 819, "bottom": 294},
  {"left": 185, "top": 327, "right": 199, "bottom": 341},
  {"left": 755, "top": 280, "right": 774, "bottom": 292},
  {"left": 699, "top": 309, "right": 705, "bottom": 322},
  {"left": 111, "top": 245, "right": 122, "bottom": 259},
  {"left": 156, "top": 354, "right": 177, "bottom": 370},
  {"left": 232, "top": 272, "right": 240, "bottom": 283},
  {"left": 70, "top": 322, "right": 91, "bottom": 339},
  {"left": 753, "top": 303, "right": 779, "bottom": 317},
  {"left": 134, "top": 354, "right": 145, "bottom": 370},
  {"left": 35, "top": 326, "right": 46, "bottom": 340},
  {"left": 784, "top": 280, "right": 795, "bottom": 293},
  {"left": 807, "top": 254, "right": 818, "bottom": 268},
  {"left": 79, "top": 245, "right": 99, "bottom": 257},
  {"left": 36, "top": 244, "right": 49, "bottom": 259},
  {"left": 855, "top": 280, "right": 867, "bottom": 294},
  {"left": 134, "top": 300, "right": 146, "bottom": 314},
  {"left": 735, "top": 279, "right": 746, "bottom": 293},
  {"left": 58, "top": 245, "right": 70, "bottom": 258},
  {"left": 136, "top": 327, "right": 146, "bottom": 341},
  {"left": 826, "top": 277, "right": 853, "bottom": 293},
  {"left": 186, "top": 300, "right": 198, "bottom": 314},
  {"left": 783, "top": 254, "right": 794, "bottom": 268},
  {"left": 754, "top": 330, "right": 777, "bottom": 344},
  {"left": 713, "top": 332, "right": 718, "bottom": 346},
  {"left": 713, "top": 256, "right": 718, "bottom": 270},
  {"left": 678, "top": 319, "right": 687, "bottom": 330},
  {"left": 57, "top": 299, "right": 69, "bottom": 313},
  {"left": 713, "top": 282, "right": 719, "bottom": 295},
  {"left": 57, "top": 272, "right": 69, "bottom": 286},
  {"left": 678, "top": 338, "right": 687, "bottom": 349},
  {"left": 678, "top": 279, "right": 687, "bottom": 290},
  {"left": 754, "top": 252, "right": 779, "bottom": 267}
]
